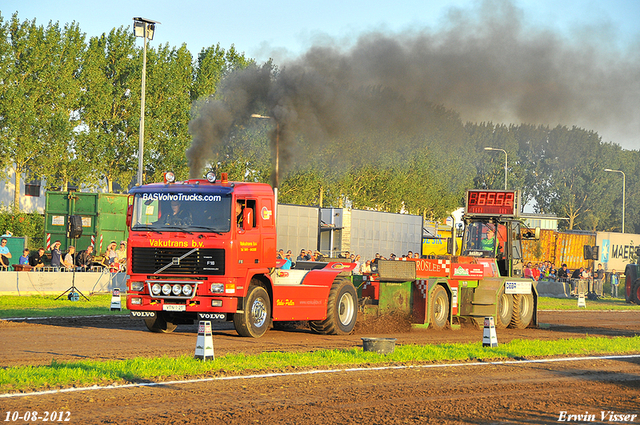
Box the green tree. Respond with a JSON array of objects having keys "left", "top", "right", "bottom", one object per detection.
[
  {"left": 534, "top": 126, "right": 615, "bottom": 230},
  {"left": 0, "top": 14, "right": 85, "bottom": 209},
  {"left": 143, "top": 44, "right": 194, "bottom": 182},
  {"left": 76, "top": 27, "right": 139, "bottom": 192},
  {"left": 192, "top": 44, "right": 254, "bottom": 102}
]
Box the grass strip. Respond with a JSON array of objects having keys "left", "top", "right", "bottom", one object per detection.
[
  {"left": 537, "top": 296, "right": 639, "bottom": 311},
  {"left": 0, "top": 294, "right": 127, "bottom": 318},
  {"left": 1, "top": 336, "right": 638, "bottom": 394}
]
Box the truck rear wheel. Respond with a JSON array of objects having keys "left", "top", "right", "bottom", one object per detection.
[
  {"left": 234, "top": 285, "right": 271, "bottom": 338},
  {"left": 429, "top": 285, "right": 449, "bottom": 330},
  {"left": 144, "top": 313, "right": 177, "bottom": 333},
  {"left": 496, "top": 287, "right": 513, "bottom": 329},
  {"left": 510, "top": 293, "right": 534, "bottom": 329},
  {"left": 309, "top": 278, "right": 357, "bottom": 335}
]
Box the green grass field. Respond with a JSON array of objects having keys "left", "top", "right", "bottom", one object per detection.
[
  {"left": 0, "top": 294, "right": 127, "bottom": 318},
  {"left": 1, "top": 336, "right": 638, "bottom": 394}
]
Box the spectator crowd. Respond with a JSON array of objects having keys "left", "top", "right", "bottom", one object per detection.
[
  {"left": 1, "top": 238, "right": 127, "bottom": 273},
  {"left": 524, "top": 260, "right": 619, "bottom": 298}
]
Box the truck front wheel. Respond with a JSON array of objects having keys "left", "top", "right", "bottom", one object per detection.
[
  {"left": 144, "top": 313, "right": 177, "bottom": 333},
  {"left": 234, "top": 285, "right": 271, "bottom": 338},
  {"left": 510, "top": 293, "right": 534, "bottom": 329},
  {"left": 309, "top": 278, "right": 358, "bottom": 335}
]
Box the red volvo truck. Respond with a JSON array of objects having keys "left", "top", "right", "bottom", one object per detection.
[{"left": 125, "top": 172, "right": 357, "bottom": 337}]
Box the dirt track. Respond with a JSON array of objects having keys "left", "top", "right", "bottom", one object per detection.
[{"left": 1, "top": 310, "right": 639, "bottom": 424}]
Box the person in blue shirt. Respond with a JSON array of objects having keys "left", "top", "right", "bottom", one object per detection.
[
  {"left": 610, "top": 269, "right": 619, "bottom": 298},
  {"left": 281, "top": 253, "right": 292, "bottom": 270},
  {"left": 0, "top": 238, "right": 11, "bottom": 268},
  {"left": 19, "top": 249, "right": 30, "bottom": 265}
]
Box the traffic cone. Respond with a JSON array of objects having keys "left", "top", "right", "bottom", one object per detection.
[
  {"left": 577, "top": 293, "right": 586, "bottom": 308},
  {"left": 482, "top": 316, "right": 498, "bottom": 347},
  {"left": 195, "top": 321, "right": 215, "bottom": 360},
  {"left": 110, "top": 288, "right": 122, "bottom": 311}
]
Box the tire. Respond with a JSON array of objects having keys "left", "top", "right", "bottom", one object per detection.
[
  {"left": 632, "top": 279, "right": 640, "bottom": 305},
  {"left": 496, "top": 287, "right": 513, "bottom": 329},
  {"left": 510, "top": 293, "right": 534, "bottom": 329},
  {"left": 429, "top": 285, "right": 449, "bottom": 330},
  {"left": 144, "top": 313, "right": 177, "bottom": 333},
  {"left": 309, "top": 278, "right": 358, "bottom": 335},
  {"left": 234, "top": 285, "right": 271, "bottom": 338}
]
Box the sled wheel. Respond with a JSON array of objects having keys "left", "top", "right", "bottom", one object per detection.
[
  {"left": 234, "top": 285, "right": 271, "bottom": 338},
  {"left": 510, "top": 293, "right": 534, "bottom": 329},
  {"left": 309, "top": 278, "right": 358, "bottom": 335},
  {"left": 429, "top": 285, "right": 450, "bottom": 330},
  {"left": 496, "top": 287, "right": 513, "bottom": 329}
]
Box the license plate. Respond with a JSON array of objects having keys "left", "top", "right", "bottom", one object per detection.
[
  {"left": 163, "top": 304, "right": 186, "bottom": 312},
  {"left": 505, "top": 281, "right": 532, "bottom": 294}
]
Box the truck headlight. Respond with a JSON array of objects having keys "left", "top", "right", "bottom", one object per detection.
[
  {"left": 131, "top": 281, "right": 144, "bottom": 291},
  {"left": 151, "top": 283, "right": 162, "bottom": 295},
  {"left": 162, "top": 283, "right": 172, "bottom": 295},
  {"left": 182, "top": 284, "right": 193, "bottom": 296},
  {"left": 210, "top": 283, "right": 224, "bottom": 293},
  {"left": 172, "top": 284, "right": 182, "bottom": 295}
]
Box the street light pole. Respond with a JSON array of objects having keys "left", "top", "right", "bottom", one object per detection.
[
  {"left": 604, "top": 168, "right": 626, "bottom": 233},
  {"left": 484, "top": 147, "right": 508, "bottom": 190},
  {"left": 251, "top": 114, "right": 279, "bottom": 223},
  {"left": 133, "top": 17, "right": 160, "bottom": 186}
]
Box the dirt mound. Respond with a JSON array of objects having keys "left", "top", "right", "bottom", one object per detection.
[{"left": 354, "top": 312, "right": 414, "bottom": 334}]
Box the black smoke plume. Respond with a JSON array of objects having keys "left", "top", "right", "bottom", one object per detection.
[{"left": 187, "top": 0, "right": 640, "bottom": 179}]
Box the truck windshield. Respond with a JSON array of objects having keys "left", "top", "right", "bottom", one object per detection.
[
  {"left": 131, "top": 192, "right": 232, "bottom": 233},
  {"left": 462, "top": 221, "right": 496, "bottom": 257}
]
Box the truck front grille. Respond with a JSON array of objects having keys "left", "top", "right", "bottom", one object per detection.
[{"left": 131, "top": 247, "right": 225, "bottom": 275}]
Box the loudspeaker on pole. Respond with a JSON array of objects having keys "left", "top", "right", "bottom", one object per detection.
[
  {"left": 195, "top": 321, "right": 215, "bottom": 360},
  {"left": 482, "top": 316, "right": 498, "bottom": 347}
]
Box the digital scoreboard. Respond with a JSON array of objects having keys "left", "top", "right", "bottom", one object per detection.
[{"left": 465, "top": 190, "right": 519, "bottom": 217}]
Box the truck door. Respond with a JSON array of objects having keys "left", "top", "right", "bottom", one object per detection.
[{"left": 236, "top": 199, "right": 261, "bottom": 269}]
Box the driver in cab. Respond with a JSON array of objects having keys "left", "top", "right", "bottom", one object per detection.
[
  {"left": 162, "top": 200, "right": 192, "bottom": 226},
  {"left": 481, "top": 228, "right": 496, "bottom": 251}
]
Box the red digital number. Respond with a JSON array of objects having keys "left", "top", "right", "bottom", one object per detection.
[{"left": 468, "top": 190, "right": 516, "bottom": 215}]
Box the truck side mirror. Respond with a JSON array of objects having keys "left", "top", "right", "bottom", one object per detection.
[
  {"left": 242, "top": 208, "right": 254, "bottom": 231},
  {"left": 126, "top": 205, "right": 133, "bottom": 227}
]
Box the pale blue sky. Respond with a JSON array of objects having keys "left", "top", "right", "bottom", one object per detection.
[
  {"left": 3, "top": 0, "right": 640, "bottom": 149},
  {"left": 4, "top": 0, "right": 639, "bottom": 62}
]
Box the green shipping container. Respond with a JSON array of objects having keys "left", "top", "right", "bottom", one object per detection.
[{"left": 44, "top": 192, "right": 129, "bottom": 255}]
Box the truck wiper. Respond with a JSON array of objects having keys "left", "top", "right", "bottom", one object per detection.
[
  {"left": 133, "top": 225, "right": 163, "bottom": 234},
  {"left": 159, "top": 225, "right": 193, "bottom": 235},
  {"left": 187, "top": 225, "right": 224, "bottom": 235}
]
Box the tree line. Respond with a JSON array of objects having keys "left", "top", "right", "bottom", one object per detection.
[{"left": 1, "top": 12, "right": 638, "bottom": 233}]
